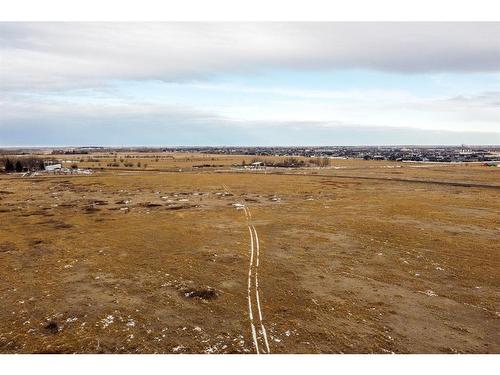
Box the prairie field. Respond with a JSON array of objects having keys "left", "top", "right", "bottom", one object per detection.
[{"left": 0, "top": 154, "right": 499, "bottom": 353}]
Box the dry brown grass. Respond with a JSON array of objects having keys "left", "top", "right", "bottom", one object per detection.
[{"left": 0, "top": 154, "right": 498, "bottom": 353}]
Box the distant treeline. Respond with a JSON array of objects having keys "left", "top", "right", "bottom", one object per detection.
[
  {"left": 0, "top": 157, "right": 45, "bottom": 172},
  {"left": 247, "top": 157, "right": 330, "bottom": 168}
]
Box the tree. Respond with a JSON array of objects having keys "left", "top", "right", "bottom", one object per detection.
[
  {"left": 4, "top": 159, "right": 14, "bottom": 172},
  {"left": 15, "top": 160, "right": 23, "bottom": 172},
  {"left": 320, "top": 157, "right": 331, "bottom": 167},
  {"left": 308, "top": 158, "right": 320, "bottom": 167},
  {"left": 23, "top": 157, "right": 45, "bottom": 171}
]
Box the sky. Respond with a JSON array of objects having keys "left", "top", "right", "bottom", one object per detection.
[{"left": 0, "top": 22, "right": 499, "bottom": 146}]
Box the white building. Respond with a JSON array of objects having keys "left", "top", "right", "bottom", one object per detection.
[{"left": 45, "top": 163, "right": 62, "bottom": 172}]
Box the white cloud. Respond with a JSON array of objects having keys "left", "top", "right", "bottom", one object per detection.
[
  {"left": 1, "top": 22, "right": 499, "bottom": 145},
  {"left": 1, "top": 23, "right": 500, "bottom": 91}
]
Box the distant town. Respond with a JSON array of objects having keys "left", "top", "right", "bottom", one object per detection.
[
  {"left": 1, "top": 145, "right": 499, "bottom": 164},
  {"left": 178, "top": 145, "right": 500, "bottom": 163}
]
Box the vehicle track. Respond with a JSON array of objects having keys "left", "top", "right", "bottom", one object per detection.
[{"left": 223, "top": 183, "right": 270, "bottom": 354}]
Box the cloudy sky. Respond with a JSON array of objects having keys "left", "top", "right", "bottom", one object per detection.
[{"left": 1, "top": 22, "right": 499, "bottom": 146}]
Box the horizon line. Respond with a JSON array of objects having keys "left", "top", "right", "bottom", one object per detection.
[{"left": 1, "top": 144, "right": 500, "bottom": 149}]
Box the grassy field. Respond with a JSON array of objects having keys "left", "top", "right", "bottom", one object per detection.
[{"left": 0, "top": 154, "right": 498, "bottom": 353}]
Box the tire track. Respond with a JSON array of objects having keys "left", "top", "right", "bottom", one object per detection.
[
  {"left": 247, "top": 224, "right": 259, "bottom": 353},
  {"left": 251, "top": 223, "right": 271, "bottom": 353},
  {"left": 222, "top": 183, "right": 270, "bottom": 354}
]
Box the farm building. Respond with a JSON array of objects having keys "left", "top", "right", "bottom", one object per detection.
[{"left": 45, "top": 163, "right": 62, "bottom": 172}]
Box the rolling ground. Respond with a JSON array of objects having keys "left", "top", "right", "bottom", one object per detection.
[{"left": 0, "top": 155, "right": 498, "bottom": 353}]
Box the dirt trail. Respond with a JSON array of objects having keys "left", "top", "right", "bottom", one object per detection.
[{"left": 223, "top": 183, "right": 271, "bottom": 354}]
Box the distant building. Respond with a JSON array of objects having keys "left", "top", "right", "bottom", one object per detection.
[
  {"left": 249, "top": 161, "right": 265, "bottom": 169},
  {"left": 45, "top": 163, "right": 62, "bottom": 172}
]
